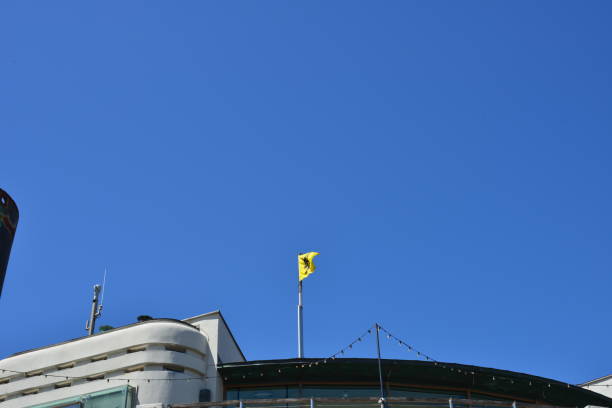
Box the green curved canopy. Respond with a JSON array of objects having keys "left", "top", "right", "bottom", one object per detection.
[{"left": 220, "top": 358, "right": 612, "bottom": 407}]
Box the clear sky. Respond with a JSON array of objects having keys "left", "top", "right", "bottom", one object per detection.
[{"left": 1, "top": 1, "right": 611, "bottom": 387}]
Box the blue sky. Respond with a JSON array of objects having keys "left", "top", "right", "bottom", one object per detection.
[{"left": 1, "top": 1, "right": 611, "bottom": 386}]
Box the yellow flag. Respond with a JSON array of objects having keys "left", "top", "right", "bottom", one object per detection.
[{"left": 298, "top": 252, "right": 320, "bottom": 281}]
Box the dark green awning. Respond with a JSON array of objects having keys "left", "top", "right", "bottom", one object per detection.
[{"left": 219, "top": 358, "right": 612, "bottom": 407}]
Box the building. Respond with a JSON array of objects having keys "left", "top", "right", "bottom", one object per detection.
[
  {"left": 0, "top": 311, "right": 245, "bottom": 408},
  {"left": 581, "top": 375, "right": 612, "bottom": 400},
  {"left": 1, "top": 311, "right": 611, "bottom": 408}
]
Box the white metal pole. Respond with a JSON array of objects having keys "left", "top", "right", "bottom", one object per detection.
[{"left": 298, "top": 279, "right": 304, "bottom": 358}]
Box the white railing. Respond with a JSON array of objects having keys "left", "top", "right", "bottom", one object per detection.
[{"left": 169, "top": 397, "right": 570, "bottom": 408}]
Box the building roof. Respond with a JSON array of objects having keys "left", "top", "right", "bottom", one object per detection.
[
  {"left": 219, "top": 358, "right": 612, "bottom": 407},
  {"left": 183, "top": 310, "right": 246, "bottom": 361},
  {"left": 5, "top": 310, "right": 244, "bottom": 361},
  {"left": 580, "top": 373, "right": 612, "bottom": 386},
  {"left": 7, "top": 318, "right": 198, "bottom": 358}
]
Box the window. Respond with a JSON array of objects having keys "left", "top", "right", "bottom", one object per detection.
[
  {"left": 302, "top": 386, "right": 380, "bottom": 398},
  {"left": 229, "top": 386, "right": 467, "bottom": 401},
  {"left": 163, "top": 365, "right": 184, "bottom": 373},
  {"left": 469, "top": 393, "right": 512, "bottom": 408},
  {"left": 390, "top": 387, "right": 466, "bottom": 399},
  {"left": 199, "top": 388, "right": 211, "bottom": 402},
  {"left": 22, "top": 388, "right": 39, "bottom": 396},
  {"left": 124, "top": 365, "right": 145, "bottom": 373},
  {"left": 55, "top": 381, "right": 72, "bottom": 389},
  {"left": 226, "top": 389, "right": 239, "bottom": 400},
  {"left": 26, "top": 370, "right": 43, "bottom": 377},
  {"left": 91, "top": 354, "right": 108, "bottom": 362},
  {"left": 0, "top": 377, "right": 9, "bottom": 385},
  {"left": 165, "top": 345, "right": 186, "bottom": 353},
  {"left": 57, "top": 362, "right": 75, "bottom": 370},
  {"left": 296, "top": 387, "right": 380, "bottom": 408},
  {"left": 127, "top": 346, "right": 146, "bottom": 353},
  {"left": 29, "top": 385, "right": 133, "bottom": 408},
  {"left": 86, "top": 373, "right": 105, "bottom": 381},
  {"left": 236, "top": 387, "right": 288, "bottom": 399}
]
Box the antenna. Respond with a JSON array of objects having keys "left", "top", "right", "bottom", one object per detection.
[
  {"left": 85, "top": 269, "right": 106, "bottom": 336},
  {"left": 100, "top": 268, "right": 107, "bottom": 309}
]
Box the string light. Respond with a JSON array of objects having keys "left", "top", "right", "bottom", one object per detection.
[
  {"left": 219, "top": 324, "right": 376, "bottom": 383},
  {"left": 376, "top": 324, "right": 580, "bottom": 394},
  {"left": 377, "top": 324, "right": 437, "bottom": 363}
]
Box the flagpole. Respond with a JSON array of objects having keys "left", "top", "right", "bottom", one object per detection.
[
  {"left": 298, "top": 278, "right": 304, "bottom": 358},
  {"left": 297, "top": 252, "right": 318, "bottom": 359}
]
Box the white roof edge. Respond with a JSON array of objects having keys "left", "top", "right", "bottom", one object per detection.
[
  {"left": 2, "top": 319, "right": 198, "bottom": 361},
  {"left": 182, "top": 310, "right": 246, "bottom": 361},
  {"left": 580, "top": 373, "right": 612, "bottom": 386},
  {"left": 182, "top": 309, "right": 222, "bottom": 322}
]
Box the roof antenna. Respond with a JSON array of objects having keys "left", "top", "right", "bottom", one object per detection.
[
  {"left": 100, "top": 268, "right": 107, "bottom": 309},
  {"left": 85, "top": 269, "right": 106, "bottom": 336}
]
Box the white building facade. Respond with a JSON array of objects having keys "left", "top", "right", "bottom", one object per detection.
[
  {"left": 0, "top": 311, "right": 245, "bottom": 408},
  {"left": 581, "top": 375, "right": 612, "bottom": 401}
]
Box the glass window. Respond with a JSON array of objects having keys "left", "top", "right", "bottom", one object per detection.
[
  {"left": 469, "top": 393, "right": 511, "bottom": 408},
  {"left": 300, "top": 386, "right": 379, "bottom": 408},
  {"left": 302, "top": 386, "right": 380, "bottom": 398},
  {"left": 226, "top": 390, "right": 240, "bottom": 401},
  {"left": 226, "top": 385, "right": 486, "bottom": 408},
  {"left": 239, "top": 387, "right": 288, "bottom": 399},
  {"left": 389, "top": 388, "right": 468, "bottom": 408},
  {"left": 165, "top": 345, "right": 187, "bottom": 353},
  {"left": 390, "top": 387, "right": 466, "bottom": 399},
  {"left": 30, "top": 385, "right": 133, "bottom": 408},
  {"left": 287, "top": 387, "right": 300, "bottom": 398}
]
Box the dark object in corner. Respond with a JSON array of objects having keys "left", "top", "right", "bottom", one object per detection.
[
  {"left": 0, "top": 189, "right": 19, "bottom": 298},
  {"left": 199, "top": 389, "right": 211, "bottom": 402},
  {"left": 99, "top": 325, "right": 114, "bottom": 332},
  {"left": 137, "top": 315, "right": 153, "bottom": 322}
]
